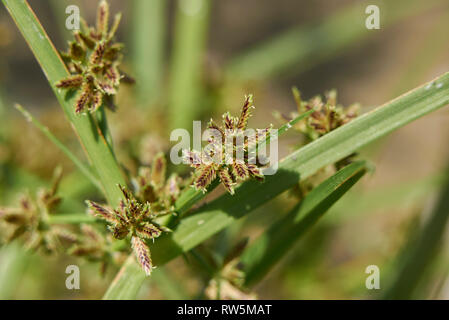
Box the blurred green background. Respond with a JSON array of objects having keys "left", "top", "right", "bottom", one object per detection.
[{"left": 0, "top": 0, "right": 449, "bottom": 299}]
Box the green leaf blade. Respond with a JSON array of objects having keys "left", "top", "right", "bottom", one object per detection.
[
  {"left": 241, "top": 161, "right": 367, "bottom": 287},
  {"left": 102, "top": 256, "right": 147, "bottom": 300}
]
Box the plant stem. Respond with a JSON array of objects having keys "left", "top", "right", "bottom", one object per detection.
[
  {"left": 132, "top": 0, "right": 167, "bottom": 106},
  {"left": 168, "top": 0, "right": 211, "bottom": 130},
  {"left": 48, "top": 213, "right": 97, "bottom": 225}
]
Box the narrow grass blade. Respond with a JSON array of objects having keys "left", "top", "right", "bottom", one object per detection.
[
  {"left": 383, "top": 171, "right": 449, "bottom": 299},
  {"left": 105, "top": 72, "right": 449, "bottom": 298},
  {"left": 241, "top": 161, "right": 367, "bottom": 287},
  {"left": 227, "top": 0, "right": 446, "bottom": 81},
  {"left": 168, "top": 0, "right": 211, "bottom": 130},
  {"left": 132, "top": 0, "right": 167, "bottom": 106},
  {"left": 3, "top": 0, "right": 126, "bottom": 206},
  {"left": 103, "top": 255, "right": 147, "bottom": 300},
  {"left": 14, "top": 104, "right": 102, "bottom": 191}
]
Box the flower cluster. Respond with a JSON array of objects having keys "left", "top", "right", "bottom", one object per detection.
[
  {"left": 87, "top": 154, "right": 182, "bottom": 275},
  {"left": 0, "top": 168, "right": 122, "bottom": 274},
  {"left": 0, "top": 168, "right": 76, "bottom": 252},
  {"left": 183, "top": 95, "right": 269, "bottom": 195},
  {"left": 276, "top": 88, "right": 361, "bottom": 199},
  {"left": 278, "top": 88, "right": 360, "bottom": 141},
  {"left": 56, "top": 0, "right": 132, "bottom": 114},
  {"left": 133, "top": 153, "right": 183, "bottom": 212},
  {"left": 87, "top": 185, "right": 172, "bottom": 275},
  {"left": 68, "top": 224, "right": 115, "bottom": 275}
]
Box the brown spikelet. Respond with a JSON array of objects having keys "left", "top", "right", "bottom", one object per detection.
[
  {"left": 247, "top": 164, "right": 264, "bottom": 182},
  {"left": 194, "top": 165, "right": 216, "bottom": 191},
  {"left": 219, "top": 168, "right": 235, "bottom": 195},
  {"left": 91, "top": 89, "right": 103, "bottom": 111},
  {"left": 223, "top": 112, "right": 235, "bottom": 130},
  {"left": 75, "top": 85, "right": 91, "bottom": 113},
  {"left": 237, "top": 95, "right": 254, "bottom": 130},
  {"left": 90, "top": 42, "right": 106, "bottom": 65},
  {"left": 232, "top": 162, "right": 249, "bottom": 181},
  {"left": 228, "top": 167, "right": 237, "bottom": 183},
  {"left": 97, "top": 0, "right": 110, "bottom": 37},
  {"left": 56, "top": 75, "right": 83, "bottom": 89},
  {"left": 97, "top": 81, "right": 116, "bottom": 95},
  {"left": 131, "top": 236, "right": 153, "bottom": 276},
  {"left": 150, "top": 153, "right": 166, "bottom": 188},
  {"left": 118, "top": 184, "right": 133, "bottom": 201},
  {"left": 105, "top": 65, "right": 120, "bottom": 86},
  {"left": 110, "top": 224, "right": 129, "bottom": 239},
  {"left": 136, "top": 223, "right": 162, "bottom": 240},
  {"left": 1, "top": 211, "right": 27, "bottom": 225},
  {"left": 86, "top": 200, "right": 116, "bottom": 224}
]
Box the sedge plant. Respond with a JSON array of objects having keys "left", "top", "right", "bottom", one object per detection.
[{"left": 1, "top": 0, "right": 449, "bottom": 300}]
